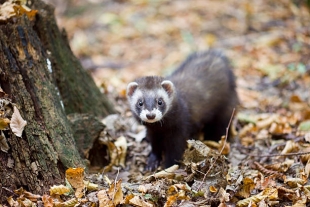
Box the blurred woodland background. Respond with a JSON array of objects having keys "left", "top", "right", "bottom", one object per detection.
[{"left": 43, "top": 0, "right": 310, "bottom": 110}]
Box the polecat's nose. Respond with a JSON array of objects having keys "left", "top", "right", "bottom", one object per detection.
[{"left": 146, "top": 113, "right": 156, "bottom": 120}]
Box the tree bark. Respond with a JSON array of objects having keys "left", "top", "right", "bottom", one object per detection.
[
  {"left": 32, "top": 1, "right": 115, "bottom": 117},
  {"left": 0, "top": 0, "right": 114, "bottom": 201}
]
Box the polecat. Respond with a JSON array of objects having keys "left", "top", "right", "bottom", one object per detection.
[{"left": 127, "top": 50, "right": 238, "bottom": 171}]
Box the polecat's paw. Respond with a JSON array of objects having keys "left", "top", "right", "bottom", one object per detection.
[{"left": 145, "top": 153, "right": 161, "bottom": 171}]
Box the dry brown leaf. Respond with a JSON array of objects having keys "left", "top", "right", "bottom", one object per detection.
[
  {"left": 146, "top": 164, "right": 179, "bottom": 180},
  {"left": 281, "top": 140, "right": 300, "bottom": 154},
  {"left": 256, "top": 114, "right": 277, "bottom": 129},
  {"left": 258, "top": 176, "right": 277, "bottom": 190},
  {"left": 129, "top": 195, "right": 153, "bottom": 207},
  {"left": 97, "top": 190, "right": 114, "bottom": 207},
  {"left": 49, "top": 185, "right": 70, "bottom": 195},
  {"left": 302, "top": 186, "right": 310, "bottom": 200},
  {"left": 218, "top": 188, "right": 230, "bottom": 203},
  {"left": 239, "top": 123, "right": 257, "bottom": 138},
  {"left": 10, "top": 106, "right": 27, "bottom": 137},
  {"left": 236, "top": 188, "right": 278, "bottom": 207},
  {"left": 108, "top": 179, "right": 123, "bottom": 205},
  {"left": 0, "top": 2, "right": 15, "bottom": 21},
  {"left": 209, "top": 185, "right": 218, "bottom": 193},
  {"left": 123, "top": 194, "right": 135, "bottom": 204},
  {"left": 305, "top": 159, "right": 310, "bottom": 178},
  {"left": 42, "top": 195, "right": 53, "bottom": 207},
  {"left": 54, "top": 198, "right": 78, "bottom": 207},
  {"left": 218, "top": 136, "right": 230, "bottom": 155},
  {"left": 14, "top": 187, "right": 41, "bottom": 201},
  {"left": 138, "top": 185, "right": 149, "bottom": 194},
  {"left": 0, "top": 2, "right": 37, "bottom": 21},
  {"left": 167, "top": 185, "right": 178, "bottom": 195},
  {"left": 164, "top": 195, "right": 177, "bottom": 207},
  {"left": 65, "top": 167, "right": 85, "bottom": 198},
  {"left": 19, "top": 198, "right": 34, "bottom": 207},
  {"left": 305, "top": 132, "right": 310, "bottom": 142},
  {"left": 114, "top": 136, "right": 127, "bottom": 168},
  {"left": 237, "top": 177, "right": 255, "bottom": 198},
  {"left": 83, "top": 180, "right": 99, "bottom": 191},
  {"left": 7, "top": 196, "right": 19, "bottom": 207},
  {"left": 265, "top": 159, "right": 294, "bottom": 173},
  {"left": 284, "top": 177, "right": 307, "bottom": 188},
  {"left": 103, "top": 137, "right": 127, "bottom": 172},
  {"left": 13, "top": 5, "right": 37, "bottom": 21}
]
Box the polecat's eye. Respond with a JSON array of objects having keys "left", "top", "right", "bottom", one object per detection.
[
  {"left": 158, "top": 99, "right": 163, "bottom": 106},
  {"left": 138, "top": 100, "right": 143, "bottom": 107}
]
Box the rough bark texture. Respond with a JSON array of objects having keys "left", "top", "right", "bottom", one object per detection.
[
  {"left": 67, "top": 113, "right": 105, "bottom": 159},
  {"left": 31, "top": 1, "right": 115, "bottom": 117},
  {"left": 0, "top": 0, "right": 114, "bottom": 201}
]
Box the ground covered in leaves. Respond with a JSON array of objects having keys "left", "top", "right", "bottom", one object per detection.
[{"left": 9, "top": 0, "right": 310, "bottom": 206}]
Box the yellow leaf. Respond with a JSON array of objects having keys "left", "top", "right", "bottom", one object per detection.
[
  {"left": 0, "top": 118, "right": 10, "bottom": 130},
  {"left": 209, "top": 185, "right": 218, "bottom": 193},
  {"left": 108, "top": 179, "right": 123, "bottom": 205},
  {"left": 65, "top": 168, "right": 85, "bottom": 198},
  {"left": 49, "top": 185, "right": 70, "bottom": 195}
]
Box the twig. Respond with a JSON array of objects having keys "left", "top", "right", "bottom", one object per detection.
[
  {"left": 112, "top": 167, "right": 120, "bottom": 198},
  {"left": 253, "top": 151, "right": 310, "bottom": 158},
  {"left": 197, "top": 108, "right": 235, "bottom": 191}
]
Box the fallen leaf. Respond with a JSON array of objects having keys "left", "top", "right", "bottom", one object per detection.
[
  {"left": 10, "top": 106, "right": 27, "bottom": 137},
  {"left": 0, "top": 117, "right": 10, "bottom": 130},
  {"left": 108, "top": 179, "right": 123, "bottom": 205},
  {"left": 49, "top": 185, "right": 70, "bottom": 195},
  {"left": 42, "top": 195, "right": 53, "bottom": 207},
  {"left": 65, "top": 168, "right": 85, "bottom": 198},
  {"left": 129, "top": 195, "right": 153, "bottom": 207},
  {"left": 97, "top": 189, "right": 114, "bottom": 207}
]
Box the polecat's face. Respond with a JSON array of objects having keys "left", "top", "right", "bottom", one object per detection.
[{"left": 127, "top": 78, "right": 175, "bottom": 123}]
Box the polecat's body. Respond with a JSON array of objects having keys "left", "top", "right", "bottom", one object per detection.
[{"left": 127, "top": 50, "right": 238, "bottom": 171}]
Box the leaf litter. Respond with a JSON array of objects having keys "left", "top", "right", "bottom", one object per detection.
[{"left": 7, "top": 0, "right": 310, "bottom": 206}]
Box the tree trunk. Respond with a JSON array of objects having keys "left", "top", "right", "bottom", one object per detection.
[
  {"left": 0, "top": 0, "right": 114, "bottom": 201},
  {"left": 32, "top": 1, "right": 115, "bottom": 117}
]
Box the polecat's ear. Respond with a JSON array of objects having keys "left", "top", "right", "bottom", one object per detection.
[
  {"left": 127, "top": 82, "right": 138, "bottom": 97},
  {"left": 161, "top": 80, "right": 175, "bottom": 97}
]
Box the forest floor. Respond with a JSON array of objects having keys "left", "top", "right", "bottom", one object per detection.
[{"left": 30, "top": 0, "right": 310, "bottom": 206}]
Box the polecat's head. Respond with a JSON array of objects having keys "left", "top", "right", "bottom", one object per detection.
[{"left": 126, "top": 76, "right": 175, "bottom": 123}]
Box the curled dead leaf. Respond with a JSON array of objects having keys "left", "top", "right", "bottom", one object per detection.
[
  {"left": 281, "top": 140, "right": 299, "bottom": 154},
  {"left": 103, "top": 136, "right": 127, "bottom": 172},
  {"left": 49, "top": 185, "right": 70, "bottom": 195},
  {"left": 236, "top": 188, "right": 278, "bottom": 207},
  {"left": 146, "top": 164, "right": 179, "bottom": 180},
  {"left": 54, "top": 198, "right": 78, "bottom": 207},
  {"left": 209, "top": 185, "right": 218, "bottom": 193},
  {"left": 284, "top": 177, "right": 307, "bottom": 187},
  {"left": 129, "top": 195, "right": 153, "bottom": 207},
  {"left": 83, "top": 180, "right": 99, "bottom": 191},
  {"left": 42, "top": 195, "right": 53, "bottom": 207},
  {"left": 10, "top": 106, "right": 27, "bottom": 137},
  {"left": 164, "top": 195, "right": 177, "bottom": 207}
]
